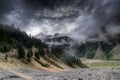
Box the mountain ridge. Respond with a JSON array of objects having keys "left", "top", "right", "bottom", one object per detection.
[
  {"left": 0, "top": 24, "right": 87, "bottom": 71},
  {"left": 35, "top": 32, "right": 120, "bottom": 60}
]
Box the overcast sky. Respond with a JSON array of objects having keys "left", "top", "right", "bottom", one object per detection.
[{"left": 0, "top": 0, "right": 120, "bottom": 41}]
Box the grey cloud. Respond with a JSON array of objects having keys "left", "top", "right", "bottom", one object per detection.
[
  {"left": 0, "top": 0, "right": 15, "bottom": 21},
  {"left": 0, "top": 0, "right": 120, "bottom": 42}
]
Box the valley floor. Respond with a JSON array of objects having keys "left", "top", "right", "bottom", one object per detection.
[
  {"left": 0, "top": 67, "right": 120, "bottom": 80},
  {"left": 0, "top": 59, "right": 120, "bottom": 80},
  {"left": 81, "top": 59, "right": 120, "bottom": 67}
]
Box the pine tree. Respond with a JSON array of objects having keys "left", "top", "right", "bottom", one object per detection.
[
  {"left": 18, "top": 45, "right": 25, "bottom": 59},
  {"left": 27, "top": 49, "right": 33, "bottom": 62},
  {"left": 35, "top": 52, "right": 40, "bottom": 60}
]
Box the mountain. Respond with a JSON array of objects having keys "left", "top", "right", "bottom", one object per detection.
[
  {"left": 35, "top": 33, "right": 73, "bottom": 50},
  {"left": 35, "top": 32, "right": 120, "bottom": 60},
  {"left": 94, "top": 46, "right": 106, "bottom": 59},
  {"left": 0, "top": 24, "right": 87, "bottom": 70},
  {"left": 110, "top": 44, "right": 120, "bottom": 59},
  {"left": 76, "top": 36, "right": 120, "bottom": 60}
]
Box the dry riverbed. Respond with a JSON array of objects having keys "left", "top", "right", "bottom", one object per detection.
[
  {"left": 0, "top": 67, "right": 120, "bottom": 80},
  {"left": 0, "top": 59, "right": 120, "bottom": 80}
]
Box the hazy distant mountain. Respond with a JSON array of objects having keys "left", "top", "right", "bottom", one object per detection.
[
  {"left": 35, "top": 33, "right": 120, "bottom": 60},
  {"left": 35, "top": 33, "right": 73, "bottom": 47},
  {"left": 76, "top": 35, "right": 120, "bottom": 59}
]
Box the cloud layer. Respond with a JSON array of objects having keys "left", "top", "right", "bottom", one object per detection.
[{"left": 0, "top": 0, "right": 120, "bottom": 41}]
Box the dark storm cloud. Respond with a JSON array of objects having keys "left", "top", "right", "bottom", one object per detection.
[
  {"left": 24, "top": 0, "right": 74, "bottom": 9},
  {"left": 0, "top": 0, "right": 14, "bottom": 19},
  {"left": 22, "top": 0, "right": 96, "bottom": 19},
  {"left": 18, "top": 0, "right": 80, "bottom": 20},
  {"left": 22, "top": 0, "right": 120, "bottom": 26},
  {"left": 0, "top": 0, "right": 120, "bottom": 41},
  {"left": 71, "top": 0, "right": 120, "bottom": 41}
]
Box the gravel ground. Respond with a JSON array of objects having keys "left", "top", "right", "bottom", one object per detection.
[{"left": 0, "top": 67, "right": 120, "bottom": 80}]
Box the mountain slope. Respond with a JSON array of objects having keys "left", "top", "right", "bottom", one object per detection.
[
  {"left": 110, "top": 44, "right": 120, "bottom": 59},
  {"left": 0, "top": 24, "right": 87, "bottom": 70},
  {"left": 94, "top": 47, "right": 106, "bottom": 59},
  {"left": 35, "top": 32, "right": 120, "bottom": 60},
  {"left": 76, "top": 37, "right": 120, "bottom": 60}
]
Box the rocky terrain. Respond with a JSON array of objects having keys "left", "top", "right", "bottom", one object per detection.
[{"left": 0, "top": 67, "right": 120, "bottom": 80}]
